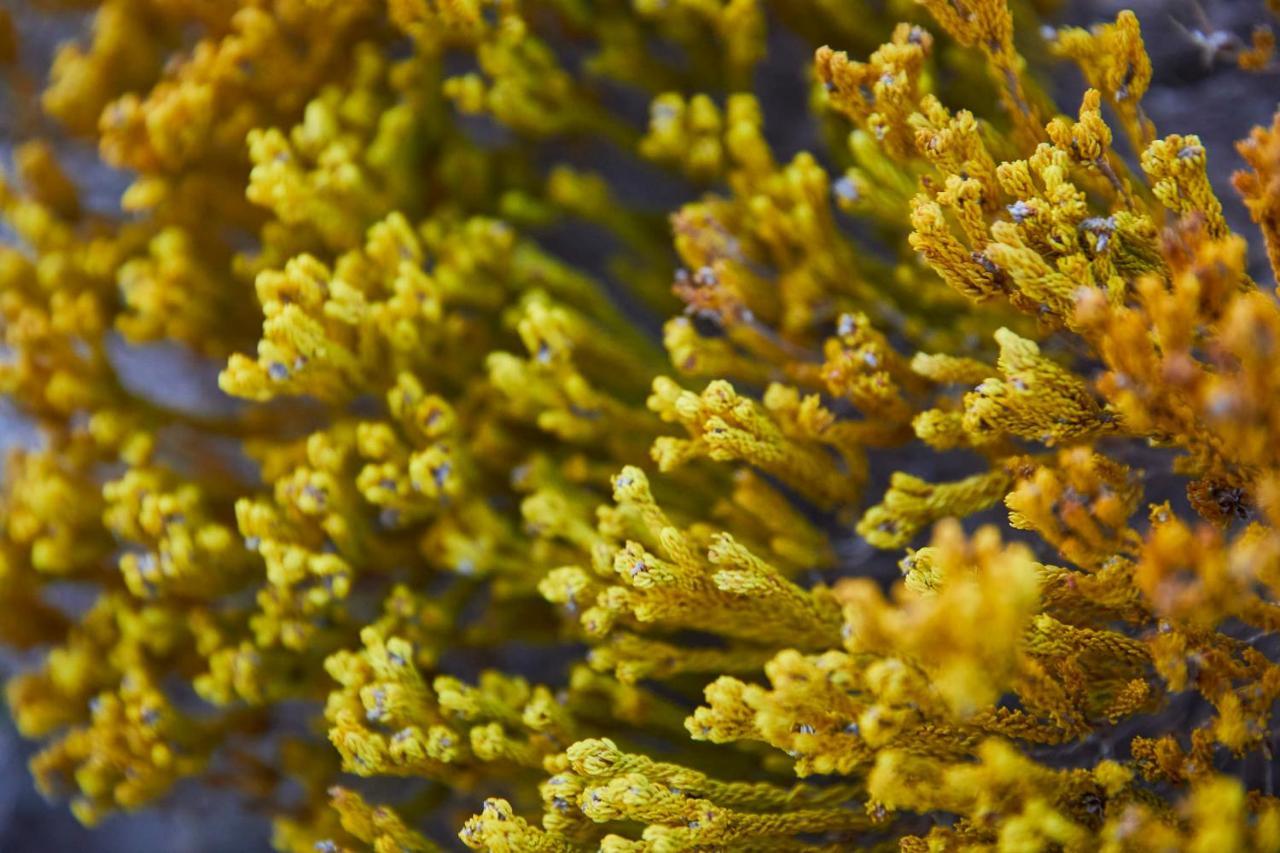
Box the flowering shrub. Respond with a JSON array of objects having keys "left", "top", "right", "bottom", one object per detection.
[{"left": 2, "top": 0, "right": 1280, "bottom": 849}]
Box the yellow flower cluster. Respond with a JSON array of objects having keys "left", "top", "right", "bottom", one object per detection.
[{"left": 3, "top": 0, "right": 1280, "bottom": 850}]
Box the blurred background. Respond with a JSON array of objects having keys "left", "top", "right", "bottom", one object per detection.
[{"left": 0, "top": 0, "right": 1276, "bottom": 849}]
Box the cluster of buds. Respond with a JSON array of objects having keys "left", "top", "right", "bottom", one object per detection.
[{"left": 2, "top": 0, "right": 1280, "bottom": 850}]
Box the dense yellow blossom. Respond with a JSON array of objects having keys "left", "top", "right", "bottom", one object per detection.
[{"left": 2, "top": 0, "right": 1280, "bottom": 850}]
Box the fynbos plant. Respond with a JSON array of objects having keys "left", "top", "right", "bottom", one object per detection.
[{"left": 2, "top": 1, "right": 1280, "bottom": 850}]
